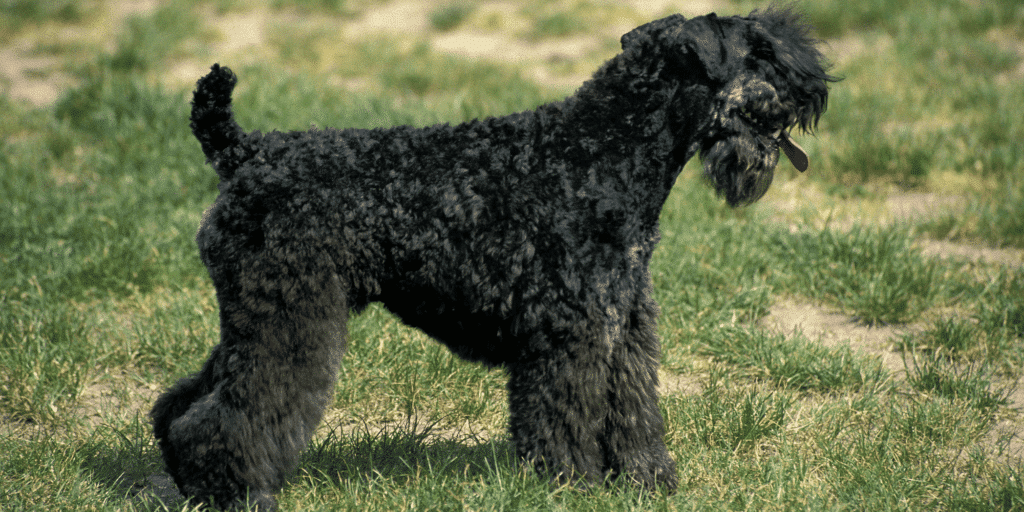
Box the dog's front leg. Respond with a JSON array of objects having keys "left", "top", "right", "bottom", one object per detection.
[
  {"left": 603, "top": 295, "right": 677, "bottom": 490},
  {"left": 506, "top": 331, "right": 614, "bottom": 486},
  {"left": 505, "top": 295, "right": 677, "bottom": 490}
]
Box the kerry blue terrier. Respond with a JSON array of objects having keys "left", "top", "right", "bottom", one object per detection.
[{"left": 152, "top": 7, "right": 835, "bottom": 510}]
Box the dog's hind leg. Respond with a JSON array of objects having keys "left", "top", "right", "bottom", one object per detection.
[{"left": 152, "top": 262, "right": 346, "bottom": 511}]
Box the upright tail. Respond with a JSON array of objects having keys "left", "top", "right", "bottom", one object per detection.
[{"left": 190, "top": 64, "right": 248, "bottom": 182}]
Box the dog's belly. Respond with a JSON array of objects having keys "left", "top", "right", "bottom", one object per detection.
[{"left": 379, "top": 291, "right": 521, "bottom": 366}]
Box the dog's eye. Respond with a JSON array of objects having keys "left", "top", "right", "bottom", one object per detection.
[
  {"left": 739, "top": 105, "right": 789, "bottom": 134},
  {"left": 739, "top": 106, "right": 765, "bottom": 127}
]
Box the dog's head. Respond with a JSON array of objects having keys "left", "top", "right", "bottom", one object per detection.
[{"left": 623, "top": 7, "right": 838, "bottom": 206}]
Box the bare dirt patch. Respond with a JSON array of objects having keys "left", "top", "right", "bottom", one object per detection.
[
  {"left": 347, "top": 0, "right": 435, "bottom": 36},
  {"left": 0, "top": 43, "right": 73, "bottom": 105},
  {"left": 765, "top": 178, "right": 1024, "bottom": 267},
  {"left": 0, "top": 0, "right": 161, "bottom": 106},
  {"left": 917, "top": 239, "right": 1024, "bottom": 267},
  {"left": 760, "top": 299, "right": 911, "bottom": 375},
  {"left": 658, "top": 369, "right": 703, "bottom": 396},
  {"left": 77, "top": 377, "right": 161, "bottom": 429}
]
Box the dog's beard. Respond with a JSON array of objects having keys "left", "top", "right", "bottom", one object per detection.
[{"left": 701, "top": 136, "right": 779, "bottom": 207}]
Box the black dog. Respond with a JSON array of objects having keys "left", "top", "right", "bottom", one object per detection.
[{"left": 152, "top": 7, "right": 835, "bottom": 510}]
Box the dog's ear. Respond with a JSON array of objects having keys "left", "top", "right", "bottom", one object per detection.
[
  {"left": 623, "top": 14, "right": 735, "bottom": 83},
  {"left": 621, "top": 14, "right": 686, "bottom": 52},
  {"left": 676, "top": 14, "right": 734, "bottom": 82},
  {"left": 744, "top": 7, "right": 839, "bottom": 131}
]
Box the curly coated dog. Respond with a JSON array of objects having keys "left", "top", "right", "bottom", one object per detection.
[{"left": 152, "top": 7, "right": 835, "bottom": 510}]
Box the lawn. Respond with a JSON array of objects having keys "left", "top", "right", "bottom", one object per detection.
[{"left": 2, "top": 0, "right": 1023, "bottom": 510}]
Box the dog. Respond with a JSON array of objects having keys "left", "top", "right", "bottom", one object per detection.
[{"left": 152, "top": 7, "right": 834, "bottom": 510}]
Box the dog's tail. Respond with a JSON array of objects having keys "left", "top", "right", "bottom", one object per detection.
[{"left": 190, "top": 64, "right": 249, "bottom": 182}]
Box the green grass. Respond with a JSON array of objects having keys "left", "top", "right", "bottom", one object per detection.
[
  {"left": 670, "top": 378, "right": 793, "bottom": 453},
  {"left": 2, "top": 1, "right": 1023, "bottom": 510},
  {"left": 520, "top": 0, "right": 642, "bottom": 41},
  {"left": 904, "top": 353, "right": 1010, "bottom": 413},
  {"left": 101, "top": 4, "right": 201, "bottom": 72},
  {"left": 787, "top": 0, "right": 1024, "bottom": 221},
  {"left": 769, "top": 226, "right": 949, "bottom": 325},
  {"left": 0, "top": 292, "right": 91, "bottom": 424},
  {"left": 429, "top": 2, "right": 476, "bottom": 32},
  {"left": 694, "top": 328, "right": 887, "bottom": 393},
  {"left": 271, "top": 0, "right": 352, "bottom": 15},
  {"left": 0, "top": 0, "right": 84, "bottom": 42},
  {"left": 919, "top": 178, "right": 1024, "bottom": 248}
]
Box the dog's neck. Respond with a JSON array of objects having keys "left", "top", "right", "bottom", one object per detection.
[{"left": 555, "top": 49, "right": 713, "bottom": 208}]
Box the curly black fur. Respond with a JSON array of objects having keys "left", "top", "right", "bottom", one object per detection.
[{"left": 152, "top": 7, "right": 835, "bottom": 510}]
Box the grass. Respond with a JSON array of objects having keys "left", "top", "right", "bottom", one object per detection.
[
  {"left": 1, "top": 0, "right": 1023, "bottom": 510},
  {"left": 919, "top": 178, "right": 1024, "bottom": 248},
  {"left": 695, "top": 328, "right": 887, "bottom": 393},
  {"left": 904, "top": 353, "right": 1010, "bottom": 413},
  {"left": 0, "top": 0, "right": 84, "bottom": 42},
  {"left": 429, "top": 2, "right": 476, "bottom": 32}
]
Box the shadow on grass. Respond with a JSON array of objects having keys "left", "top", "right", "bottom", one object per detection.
[
  {"left": 302, "top": 419, "right": 517, "bottom": 486},
  {"left": 77, "top": 416, "right": 183, "bottom": 510},
  {"left": 77, "top": 415, "right": 519, "bottom": 510}
]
